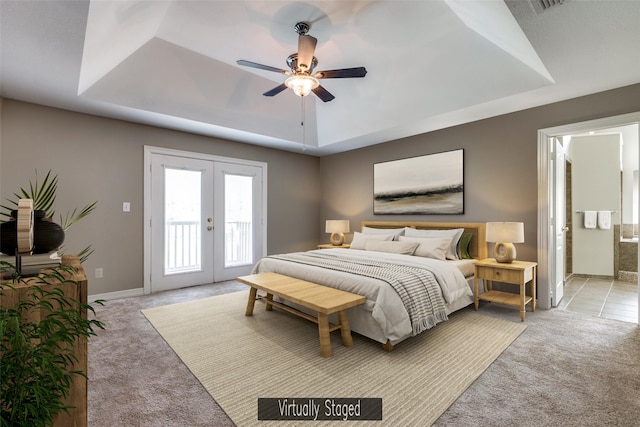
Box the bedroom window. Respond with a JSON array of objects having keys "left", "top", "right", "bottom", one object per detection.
[
  {"left": 164, "top": 168, "right": 202, "bottom": 274},
  {"left": 224, "top": 173, "right": 253, "bottom": 267}
]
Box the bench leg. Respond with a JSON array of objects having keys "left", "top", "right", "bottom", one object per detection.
[
  {"left": 318, "top": 313, "right": 332, "bottom": 358},
  {"left": 337, "top": 311, "right": 354, "bottom": 347},
  {"left": 245, "top": 287, "right": 258, "bottom": 316},
  {"left": 265, "top": 293, "right": 274, "bottom": 311}
]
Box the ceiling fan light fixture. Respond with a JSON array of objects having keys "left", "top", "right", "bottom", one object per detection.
[
  {"left": 285, "top": 74, "right": 319, "bottom": 97},
  {"left": 237, "top": 21, "right": 366, "bottom": 102}
]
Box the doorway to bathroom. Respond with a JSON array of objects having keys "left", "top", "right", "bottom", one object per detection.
[
  {"left": 560, "top": 132, "right": 637, "bottom": 323},
  {"left": 537, "top": 112, "right": 640, "bottom": 324}
]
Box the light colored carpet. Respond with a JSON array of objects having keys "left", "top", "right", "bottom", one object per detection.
[{"left": 142, "top": 290, "right": 527, "bottom": 426}]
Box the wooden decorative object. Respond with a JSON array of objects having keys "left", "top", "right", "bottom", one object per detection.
[{"left": 16, "top": 198, "right": 34, "bottom": 254}]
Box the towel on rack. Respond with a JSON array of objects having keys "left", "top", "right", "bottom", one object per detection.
[
  {"left": 583, "top": 211, "right": 597, "bottom": 229},
  {"left": 597, "top": 211, "right": 611, "bottom": 230}
]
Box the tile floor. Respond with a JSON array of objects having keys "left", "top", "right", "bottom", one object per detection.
[{"left": 559, "top": 276, "right": 638, "bottom": 323}]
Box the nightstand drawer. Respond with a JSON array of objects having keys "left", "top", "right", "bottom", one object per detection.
[{"left": 476, "top": 266, "right": 521, "bottom": 283}]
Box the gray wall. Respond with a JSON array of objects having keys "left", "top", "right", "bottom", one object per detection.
[
  {"left": 0, "top": 100, "right": 320, "bottom": 295},
  {"left": 2, "top": 84, "right": 640, "bottom": 296},
  {"left": 319, "top": 84, "right": 640, "bottom": 264}
]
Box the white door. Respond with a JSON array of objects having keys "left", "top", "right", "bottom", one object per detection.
[
  {"left": 150, "top": 154, "right": 214, "bottom": 292},
  {"left": 145, "top": 147, "right": 267, "bottom": 293},
  {"left": 213, "top": 162, "right": 264, "bottom": 281},
  {"left": 551, "top": 137, "right": 566, "bottom": 306}
]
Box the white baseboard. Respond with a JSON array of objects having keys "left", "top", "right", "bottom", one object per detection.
[{"left": 89, "top": 288, "right": 144, "bottom": 303}]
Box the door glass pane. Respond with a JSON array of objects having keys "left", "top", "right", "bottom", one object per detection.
[
  {"left": 165, "top": 168, "right": 202, "bottom": 274},
  {"left": 225, "top": 174, "right": 253, "bottom": 267}
]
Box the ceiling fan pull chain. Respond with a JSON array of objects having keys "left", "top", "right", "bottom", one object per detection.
[{"left": 301, "top": 96, "right": 306, "bottom": 152}]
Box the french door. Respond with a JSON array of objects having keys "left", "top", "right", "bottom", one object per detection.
[
  {"left": 144, "top": 147, "right": 266, "bottom": 293},
  {"left": 551, "top": 137, "right": 565, "bottom": 306},
  {"left": 213, "top": 162, "right": 264, "bottom": 281}
]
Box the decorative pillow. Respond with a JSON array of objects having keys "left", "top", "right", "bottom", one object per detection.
[
  {"left": 361, "top": 226, "right": 405, "bottom": 240},
  {"left": 398, "top": 236, "right": 451, "bottom": 260},
  {"left": 458, "top": 232, "right": 473, "bottom": 259},
  {"left": 364, "top": 240, "right": 419, "bottom": 255},
  {"left": 403, "top": 227, "right": 464, "bottom": 260},
  {"left": 349, "top": 232, "right": 394, "bottom": 250}
]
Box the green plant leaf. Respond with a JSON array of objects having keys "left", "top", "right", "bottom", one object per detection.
[{"left": 59, "top": 201, "right": 97, "bottom": 231}]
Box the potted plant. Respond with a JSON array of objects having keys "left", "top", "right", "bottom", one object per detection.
[
  {"left": 0, "top": 170, "right": 103, "bottom": 425},
  {"left": 0, "top": 260, "right": 104, "bottom": 426}
]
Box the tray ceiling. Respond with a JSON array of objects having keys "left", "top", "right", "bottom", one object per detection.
[{"left": 1, "top": 1, "right": 639, "bottom": 155}]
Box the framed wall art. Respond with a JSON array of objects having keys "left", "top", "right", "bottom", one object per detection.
[{"left": 373, "top": 149, "right": 464, "bottom": 215}]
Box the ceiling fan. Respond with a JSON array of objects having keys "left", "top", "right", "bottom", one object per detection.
[{"left": 237, "top": 22, "right": 367, "bottom": 102}]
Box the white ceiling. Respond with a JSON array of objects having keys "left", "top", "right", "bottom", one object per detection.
[{"left": 1, "top": 0, "right": 639, "bottom": 156}]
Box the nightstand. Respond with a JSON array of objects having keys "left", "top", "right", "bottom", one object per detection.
[
  {"left": 317, "top": 243, "right": 350, "bottom": 249},
  {"left": 474, "top": 258, "right": 537, "bottom": 321}
]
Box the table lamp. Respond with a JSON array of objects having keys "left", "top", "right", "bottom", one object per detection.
[
  {"left": 486, "top": 222, "right": 524, "bottom": 263},
  {"left": 325, "top": 220, "right": 350, "bottom": 246}
]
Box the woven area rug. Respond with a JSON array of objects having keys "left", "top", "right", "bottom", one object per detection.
[{"left": 142, "top": 290, "right": 526, "bottom": 426}]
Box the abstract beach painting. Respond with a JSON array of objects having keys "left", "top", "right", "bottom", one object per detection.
[{"left": 374, "top": 149, "right": 463, "bottom": 214}]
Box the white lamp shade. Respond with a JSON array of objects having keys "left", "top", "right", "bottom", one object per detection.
[
  {"left": 486, "top": 222, "right": 524, "bottom": 243},
  {"left": 325, "top": 220, "right": 350, "bottom": 234}
]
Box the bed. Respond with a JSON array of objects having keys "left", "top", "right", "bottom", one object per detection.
[{"left": 251, "top": 221, "right": 488, "bottom": 350}]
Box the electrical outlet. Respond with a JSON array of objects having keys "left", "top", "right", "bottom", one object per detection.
[{"left": 95, "top": 268, "right": 103, "bottom": 279}]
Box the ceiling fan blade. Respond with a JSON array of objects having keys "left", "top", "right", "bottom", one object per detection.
[
  {"left": 312, "top": 85, "right": 335, "bottom": 102},
  {"left": 314, "top": 67, "right": 367, "bottom": 79},
  {"left": 297, "top": 34, "right": 317, "bottom": 71},
  {"left": 263, "top": 83, "right": 288, "bottom": 97},
  {"left": 237, "top": 60, "right": 289, "bottom": 74}
]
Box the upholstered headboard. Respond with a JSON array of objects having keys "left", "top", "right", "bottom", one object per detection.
[{"left": 360, "top": 221, "right": 488, "bottom": 260}]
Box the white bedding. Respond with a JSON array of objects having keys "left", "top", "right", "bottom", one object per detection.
[
  {"left": 448, "top": 258, "right": 477, "bottom": 278},
  {"left": 252, "top": 248, "right": 474, "bottom": 344}
]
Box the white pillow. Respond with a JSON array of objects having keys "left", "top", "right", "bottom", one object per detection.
[
  {"left": 365, "top": 240, "right": 419, "bottom": 255},
  {"left": 403, "top": 227, "right": 464, "bottom": 260},
  {"left": 398, "top": 236, "right": 451, "bottom": 260},
  {"left": 350, "top": 232, "right": 394, "bottom": 249},
  {"left": 362, "top": 226, "right": 405, "bottom": 240}
]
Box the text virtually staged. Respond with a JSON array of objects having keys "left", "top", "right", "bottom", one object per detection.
[{"left": 258, "top": 398, "right": 383, "bottom": 421}]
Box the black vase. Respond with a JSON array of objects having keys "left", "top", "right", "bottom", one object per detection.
[
  {"left": 33, "top": 210, "right": 65, "bottom": 254},
  {"left": 0, "top": 218, "right": 18, "bottom": 255},
  {"left": 0, "top": 210, "right": 65, "bottom": 255}
]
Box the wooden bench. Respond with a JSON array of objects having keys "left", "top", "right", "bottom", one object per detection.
[{"left": 237, "top": 272, "right": 366, "bottom": 358}]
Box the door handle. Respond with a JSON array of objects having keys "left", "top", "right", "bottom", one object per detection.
[
  {"left": 562, "top": 226, "right": 569, "bottom": 232},
  {"left": 207, "top": 226, "right": 213, "bottom": 231}
]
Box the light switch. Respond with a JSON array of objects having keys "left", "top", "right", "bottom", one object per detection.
[{"left": 123, "top": 202, "right": 131, "bottom": 212}]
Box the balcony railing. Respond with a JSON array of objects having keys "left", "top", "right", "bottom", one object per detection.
[
  {"left": 165, "top": 220, "right": 200, "bottom": 274},
  {"left": 225, "top": 221, "right": 252, "bottom": 267},
  {"left": 165, "top": 220, "right": 252, "bottom": 274}
]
